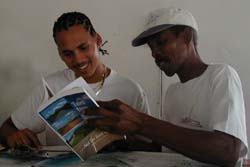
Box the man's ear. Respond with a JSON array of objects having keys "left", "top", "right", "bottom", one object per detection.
[
  {"left": 183, "top": 27, "right": 193, "bottom": 45},
  {"left": 96, "top": 33, "right": 103, "bottom": 48}
]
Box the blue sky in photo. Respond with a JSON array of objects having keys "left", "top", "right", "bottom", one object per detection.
[{"left": 39, "top": 98, "right": 67, "bottom": 119}]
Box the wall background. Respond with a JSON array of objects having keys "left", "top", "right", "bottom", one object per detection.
[{"left": 0, "top": 0, "right": 249, "bottom": 156}]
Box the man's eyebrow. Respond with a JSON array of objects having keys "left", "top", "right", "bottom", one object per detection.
[
  {"left": 61, "top": 49, "right": 72, "bottom": 53},
  {"left": 60, "top": 42, "right": 88, "bottom": 53},
  {"left": 77, "top": 42, "right": 88, "bottom": 48}
]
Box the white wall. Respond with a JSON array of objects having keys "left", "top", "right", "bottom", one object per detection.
[{"left": 0, "top": 0, "right": 250, "bottom": 157}]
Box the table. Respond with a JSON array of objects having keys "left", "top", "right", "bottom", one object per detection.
[{"left": 0, "top": 151, "right": 220, "bottom": 167}]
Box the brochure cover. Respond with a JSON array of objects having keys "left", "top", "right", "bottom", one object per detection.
[{"left": 37, "top": 77, "right": 123, "bottom": 161}]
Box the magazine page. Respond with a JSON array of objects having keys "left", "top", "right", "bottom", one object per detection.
[
  {"left": 33, "top": 152, "right": 130, "bottom": 167},
  {"left": 38, "top": 83, "right": 123, "bottom": 161},
  {"left": 58, "top": 77, "right": 98, "bottom": 101},
  {"left": 41, "top": 77, "right": 55, "bottom": 98}
]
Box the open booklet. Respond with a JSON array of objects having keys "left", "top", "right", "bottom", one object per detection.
[{"left": 37, "top": 77, "right": 124, "bottom": 161}]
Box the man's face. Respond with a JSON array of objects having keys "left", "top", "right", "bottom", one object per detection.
[
  {"left": 55, "top": 25, "right": 102, "bottom": 80},
  {"left": 147, "top": 29, "right": 188, "bottom": 77}
]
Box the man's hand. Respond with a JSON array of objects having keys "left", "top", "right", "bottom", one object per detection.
[
  {"left": 0, "top": 118, "right": 41, "bottom": 148},
  {"left": 86, "top": 99, "right": 146, "bottom": 135},
  {"left": 6, "top": 128, "right": 41, "bottom": 148}
]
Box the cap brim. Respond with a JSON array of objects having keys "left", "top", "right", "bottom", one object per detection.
[{"left": 132, "top": 24, "right": 174, "bottom": 47}]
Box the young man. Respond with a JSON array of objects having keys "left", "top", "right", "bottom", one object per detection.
[
  {"left": 0, "top": 12, "right": 150, "bottom": 148},
  {"left": 86, "top": 7, "right": 248, "bottom": 166}
]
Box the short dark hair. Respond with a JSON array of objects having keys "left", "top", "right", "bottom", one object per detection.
[
  {"left": 53, "top": 12, "right": 96, "bottom": 42},
  {"left": 169, "top": 25, "right": 198, "bottom": 47}
]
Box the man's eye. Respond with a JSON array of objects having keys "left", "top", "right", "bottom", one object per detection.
[
  {"left": 79, "top": 45, "right": 88, "bottom": 51},
  {"left": 156, "top": 40, "right": 164, "bottom": 46},
  {"left": 156, "top": 38, "right": 168, "bottom": 46},
  {"left": 156, "top": 42, "right": 162, "bottom": 46},
  {"left": 62, "top": 52, "right": 73, "bottom": 57}
]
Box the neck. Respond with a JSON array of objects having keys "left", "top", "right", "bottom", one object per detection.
[
  {"left": 177, "top": 50, "right": 208, "bottom": 83},
  {"left": 78, "top": 64, "right": 109, "bottom": 84}
]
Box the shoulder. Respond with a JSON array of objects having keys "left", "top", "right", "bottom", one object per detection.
[
  {"left": 44, "top": 69, "right": 75, "bottom": 93},
  {"left": 106, "top": 69, "right": 150, "bottom": 114},
  {"left": 45, "top": 69, "right": 74, "bottom": 82},
  {"left": 208, "top": 64, "right": 241, "bottom": 82},
  {"left": 206, "top": 64, "right": 243, "bottom": 92},
  {"left": 208, "top": 64, "right": 239, "bottom": 77},
  {"left": 108, "top": 69, "right": 144, "bottom": 91}
]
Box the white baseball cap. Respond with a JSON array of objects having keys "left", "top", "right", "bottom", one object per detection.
[{"left": 132, "top": 7, "right": 198, "bottom": 47}]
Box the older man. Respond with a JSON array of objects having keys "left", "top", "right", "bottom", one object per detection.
[{"left": 87, "top": 7, "right": 248, "bottom": 167}]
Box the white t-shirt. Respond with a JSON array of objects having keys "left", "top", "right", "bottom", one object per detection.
[
  {"left": 163, "top": 64, "right": 248, "bottom": 166},
  {"left": 11, "top": 69, "right": 150, "bottom": 145}
]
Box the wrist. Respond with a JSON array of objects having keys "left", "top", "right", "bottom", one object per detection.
[{"left": 135, "top": 113, "right": 152, "bottom": 136}]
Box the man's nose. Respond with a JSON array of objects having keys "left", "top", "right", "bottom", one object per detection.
[{"left": 73, "top": 50, "right": 84, "bottom": 63}]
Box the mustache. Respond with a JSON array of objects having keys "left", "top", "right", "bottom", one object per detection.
[{"left": 155, "top": 57, "right": 170, "bottom": 67}]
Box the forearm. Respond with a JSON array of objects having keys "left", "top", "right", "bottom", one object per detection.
[
  {"left": 138, "top": 115, "right": 239, "bottom": 166},
  {"left": 93, "top": 100, "right": 239, "bottom": 166},
  {"left": 0, "top": 118, "right": 19, "bottom": 145},
  {"left": 0, "top": 117, "right": 41, "bottom": 148}
]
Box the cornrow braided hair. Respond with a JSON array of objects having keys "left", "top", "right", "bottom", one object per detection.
[
  {"left": 53, "top": 11, "right": 109, "bottom": 55},
  {"left": 53, "top": 12, "right": 96, "bottom": 39}
]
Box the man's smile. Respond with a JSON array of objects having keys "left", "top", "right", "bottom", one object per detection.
[{"left": 74, "top": 61, "right": 90, "bottom": 70}]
